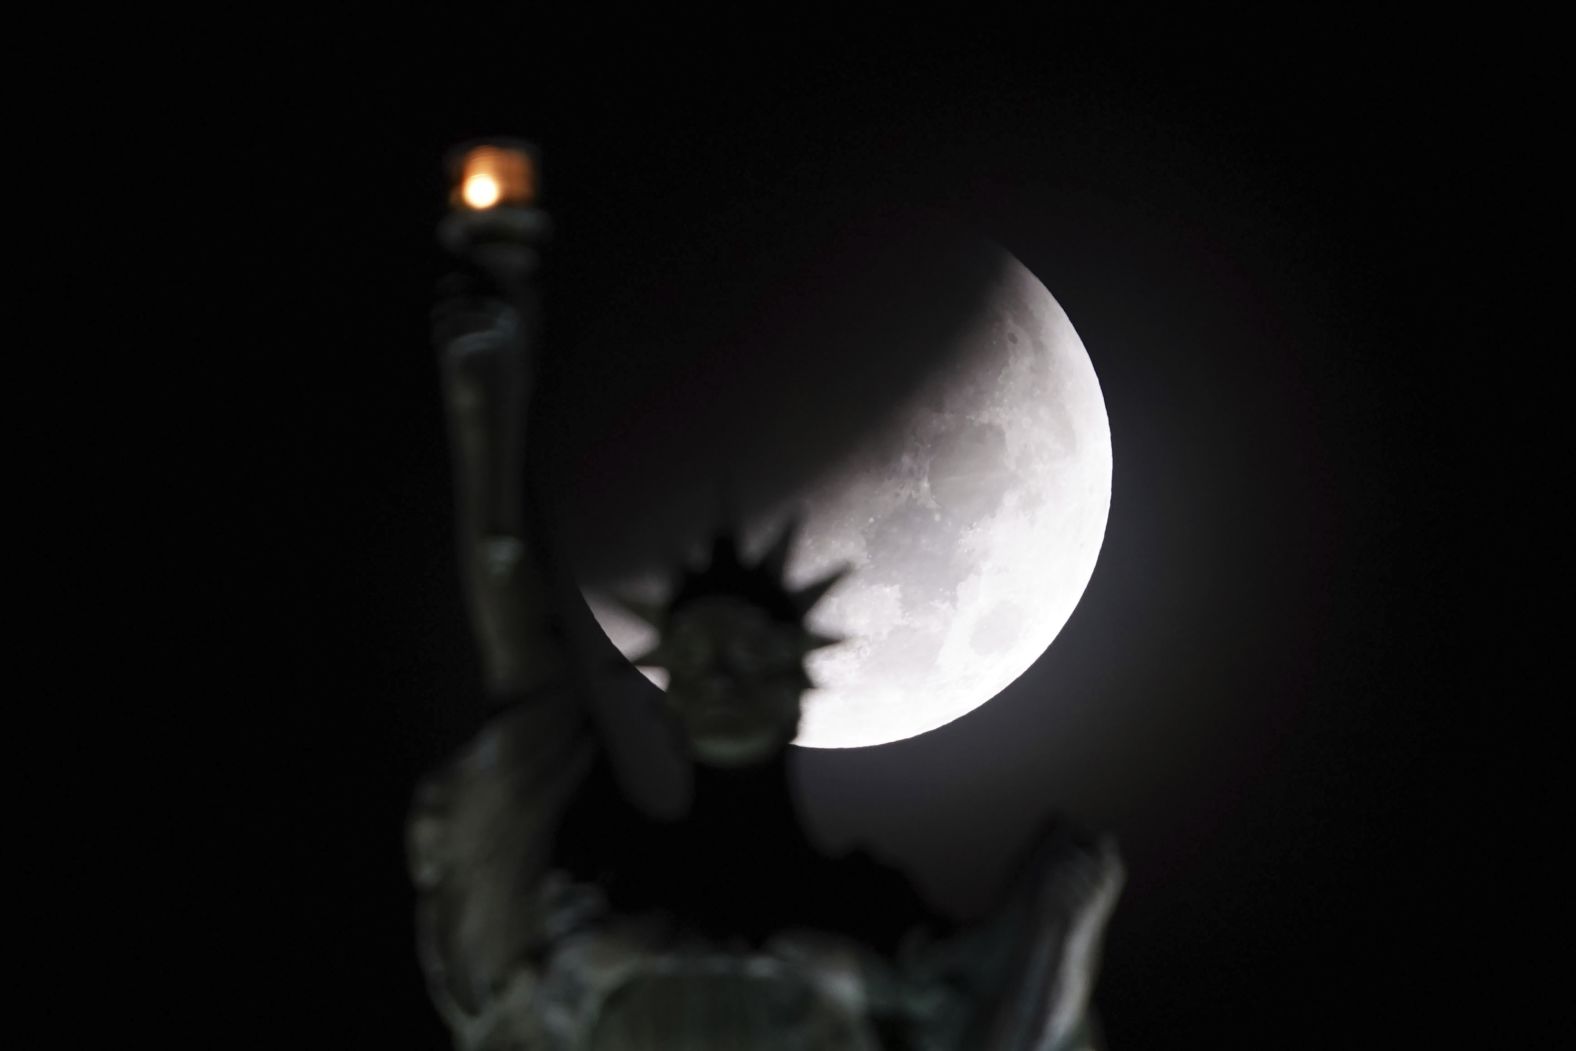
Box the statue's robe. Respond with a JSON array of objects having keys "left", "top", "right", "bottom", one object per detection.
[{"left": 409, "top": 689, "right": 1121, "bottom": 1051}]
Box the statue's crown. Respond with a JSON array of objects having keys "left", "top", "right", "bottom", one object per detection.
[{"left": 620, "top": 514, "right": 846, "bottom": 687}]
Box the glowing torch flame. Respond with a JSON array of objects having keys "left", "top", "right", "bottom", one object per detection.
[
  {"left": 451, "top": 143, "right": 536, "bottom": 211},
  {"left": 462, "top": 173, "right": 502, "bottom": 209}
]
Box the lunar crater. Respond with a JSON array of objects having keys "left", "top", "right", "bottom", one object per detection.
[{"left": 927, "top": 419, "right": 1013, "bottom": 525}]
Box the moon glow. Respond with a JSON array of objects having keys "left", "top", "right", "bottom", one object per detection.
[{"left": 581, "top": 235, "right": 1111, "bottom": 749}]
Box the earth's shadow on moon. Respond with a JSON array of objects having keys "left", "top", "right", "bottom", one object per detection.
[{"left": 539, "top": 207, "right": 1014, "bottom": 585}]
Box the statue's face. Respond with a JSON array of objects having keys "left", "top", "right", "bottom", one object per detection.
[{"left": 659, "top": 596, "right": 806, "bottom": 767}]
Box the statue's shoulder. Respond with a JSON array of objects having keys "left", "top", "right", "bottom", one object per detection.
[
  {"left": 409, "top": 691, "right": 598, "bottom": 881},
  {"left": 406, "top": 690, "right": 600, "bottom": 1043}
]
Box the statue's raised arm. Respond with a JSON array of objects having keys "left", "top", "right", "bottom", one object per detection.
[
  {"left": 409, "top": 143, "right": 600, "bottom": 1049},
  {"left": 432, "top": 145, "right": 566, "bottom": 705}
]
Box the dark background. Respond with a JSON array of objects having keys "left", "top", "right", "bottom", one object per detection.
[{"left": 126, "top": 9, "right": 1535, "bottom": 1048}]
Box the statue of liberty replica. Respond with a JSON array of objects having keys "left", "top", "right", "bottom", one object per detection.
[{"left": 408, "top": 139, "right": 1122, "bottom": 1051}]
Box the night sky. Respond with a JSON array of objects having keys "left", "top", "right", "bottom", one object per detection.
[{"left": 150, "top": 11, "right": 1530, "bottom": 1049}]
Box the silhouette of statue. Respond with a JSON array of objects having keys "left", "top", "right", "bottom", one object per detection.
[{"left": 409, "top": 140, "right": 1122, "bottom": 1050}]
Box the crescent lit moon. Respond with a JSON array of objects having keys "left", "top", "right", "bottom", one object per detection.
[{"left": 586, "top": 239, "right": 1111, "bottom": 749}]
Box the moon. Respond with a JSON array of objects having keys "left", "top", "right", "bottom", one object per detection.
[{"left": 557, "top": 219, "right": 1110, "bottom": 749}]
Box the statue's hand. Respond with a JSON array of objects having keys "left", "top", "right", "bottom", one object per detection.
[{"left": 432, "top": 276, "right": 520, "bottom": 361}]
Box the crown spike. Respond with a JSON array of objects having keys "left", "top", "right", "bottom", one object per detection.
[
  {"left": 800, "top": 629, "right": 844, "bottom": 653},
  {"left": 707, "top": 528, "right": 744, "bottom": 571},
  {"left": 790, "top": 564, "right": 850, "bottom": 616},
  {"left": 755, "top": 512, "right": 803, "bottom": 583},
  {"left": 710, "top": 468, "right": 744, "bottom": 541}
]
